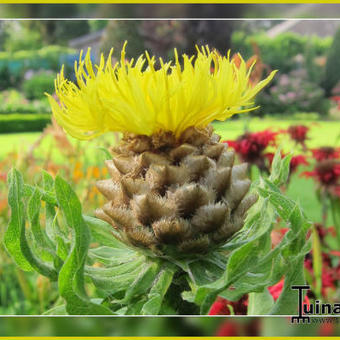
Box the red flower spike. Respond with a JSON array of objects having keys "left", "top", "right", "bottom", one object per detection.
[
  {"left": 319, "top": 323, "right": 335, "bottom": 336},
  {"left": 216, "top": 322, "right": 241, "bottom": 336},
  {"left": 287, "top": 125, "right": 309, "bottom": 144},
  {"left": 209, "top": 296, "right": 248, "bottom": 316},
  {"left": 225, "top": 130, "right": 280, "bottom": 172},
  {"left": 209, "top": 297, "right": 230, "bottom": 315},
  {"left": 311, "top": 147, "right": 340, "bottom": 162},
  {"left": 269, "top": 279, "right": 310, "bottom": 305},
  {"left": 302, "top": 160, "right": 340, "bottom": 186}
]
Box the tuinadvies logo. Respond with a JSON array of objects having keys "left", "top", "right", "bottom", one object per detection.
[{"left": 291, "top": 285, "right": 340, "bottom": 323}]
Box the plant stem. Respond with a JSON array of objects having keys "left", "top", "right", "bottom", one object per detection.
[
  {"left": 330, "top": 197, "right": 340, "bottom": 249},
  {"left": 165, "top": 274, "right": 199, "bottom": 315}
]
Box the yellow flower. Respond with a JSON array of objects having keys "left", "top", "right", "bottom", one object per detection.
[{"left": 47, "top": 43, "right": 276, "bottom": 140}]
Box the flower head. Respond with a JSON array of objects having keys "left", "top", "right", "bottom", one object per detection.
[
  {"left": 47, "top": 44, "right": 276, "bottom": 140},
  {"left": 311, "top": 146, "right": 340, "bottom": 161},
  {"left": 209, "top": 296, "right": 248, "bottom": 315},
  {"left": 226, "top": 129, "right": 279, "bottom": 163},
  {"left": 302, "top": 160, "right": 340, "bottom": 186},
  {"left": 225, "top": 129, "right": 279, "bottom": 173},
  {"left": 287, "top": 125, "right": 309, "bottom": 145}
]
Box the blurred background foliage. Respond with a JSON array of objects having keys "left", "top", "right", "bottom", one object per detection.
[{"left": 0, "top": 317, "right": 340, "bottom": 336}]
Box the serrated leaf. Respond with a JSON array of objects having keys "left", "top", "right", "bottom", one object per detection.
[
  {"left": 88, "top": 246, "right": 139, "bottom": 266},
  {"left": 86, "top": 257, "right": 144, "bottom": 277},
  {"left": 269, "top": 148, "right": 292, "bottom": 186},
  {"left": 27, "top": 187, "right": 56, "bottom": 262},
  {"left": 122, "top": 262, "right": 160, "bottom": 303},
  {"left": 24, "top": 184, "right": 57, "bottom": 206},
  {"left": 141, "top": 267, "right": 175, "bottom": 315},
  {"left": 4, "top": 169, "right": 33, "bottom": 271},
  {"left": 5, "top": 169, "right": 58, "bottom": 279},
  {"left": 55, "top": 175, "right": 112, "bottom": 315},
  {"left": 270, "top": 257, "right": 306, "bottom": 315}
]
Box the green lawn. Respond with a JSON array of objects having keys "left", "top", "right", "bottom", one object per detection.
[
  {"left": 212, "top": 117, "right": 340, "bottom": 148},
  {"left": 0, "top": 117, "right": 339, "bottom": 225},
  {"left": 1, "top": 118, "right": 339, "bottom": 159}
]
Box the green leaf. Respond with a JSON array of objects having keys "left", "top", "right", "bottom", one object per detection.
[
  {"left": 4, "top": 169, "right": 33, "bottom": 271},
  {"left": 312, "top": 225, "right": 322, "bottom": 298},
  {"left": 122, "top": 261, "right": 160, "bottom": 303},
  {"left": 83, "top": 215, "right": 126, "bottom": 249},
  {"left": 270, "top": 257, "right": 306, "bottom": 315},
  {"left": 55, "top": 175, "right": 112, "bottom": 315},
  {"left": 97, "top": 146, "right": 113, "bottom": 161},
  {"left": 248, "top": 289, "right": 274, "bottom": 315},
  {"left": 269, "top": 148, "right": 292, "bottom": 186},
  {"left": 27, "top": 187, "right": 56, "bottom": 261},
  {"left": 23, "top": 183, "right": 57, "bottom": 206},
  {"left": 185, "top": 153, "right": 311, "bottom": 315},
  {"left": 43, "top": 304, "right": 67, "bottom": 315},
  {"left": 141, "top": 266, "right": 175, "bottom": 315},
  {"left": 86, "top": 257, "right": 144, "bottom": 277},
  {"left": 41, "top": 170, "right": 58, "bottom": 243},
  {"left": 89, "top": 266, "right": 144, "bottom": 293},
  {"left": 4, "top": 169, "right": 57, "bottom": 279},
  {"left": 89, "top": 246, "right": 139, "bottom": 266}
]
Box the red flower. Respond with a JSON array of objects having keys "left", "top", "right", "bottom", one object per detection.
[
  {"left": 319, "top": 323, "right": 335, "bottom": 336},
  {"left": 225, "top": 130, "right": 279, "bottom": 172},
  {"left": 311, "top": 147, "right": 340, "bottom": 161},
  {"left": 225, "top": 130, "right": 278, "bottom": 161},
  {"left": 302, "top": 160, "right": 340, "bottom": 186},
  {"left": 287, "top": 125, "right": 309, "bottom": 144},
  {"left": 269, "top": 279, "right": 310, "bottom": 305},
  {"left": 304, "top": 253, "right": 338, "bottom": 298},
  {"left": 315, "top": 223, "right": 336, "bottom": 243},
  {"left": 331, "top": 95, "right": 340, "bottom": 109},
  {"left": 271, "top": 228, "right": 289, "bottom": 247},
  {"left": 216, "top": 320, "right": 260, "bottom": 336},
  {"left": 290, "top": 155, "right": 309, "bottom": 173},
  {"left": 209, "top": 296, "right": 248, "bottom": 316},
  {"left": 209, "top": 297, "right": 230, "bottom": 315},
  {"left": 216, "top": 322, "right": 240, "bottom": 336},
  {"left": 268, "top": 280, "right": 284, "bottom": 301},
  {"left": 330, "top": 250, "right": 340, "bottom": 257}
]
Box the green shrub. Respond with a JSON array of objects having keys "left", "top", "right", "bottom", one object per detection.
[
  {"left": 22, "top": 72, "right": 55, "bottom": 100},
  {"left": 231, "top": 31, "right": 332, "bottom": 73},
  {"left": 0, "top": 45, "right": 77, "bottom": 88},
  {"left": 3, "top": 25, "right": 42, "bottom": 53},
  {"left": 256, "top": 70, "right": 330, "bottom": 116},
  {"left": 322, "top": 27, "right": 340, "bottom": 96},
  {"left": 0, "top": 113, "right": 51, "bottom": 133},
  {"left": 0, "top": 89, "right": 51, "bottom": 114}
]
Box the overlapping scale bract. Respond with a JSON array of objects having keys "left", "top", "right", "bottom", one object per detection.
[{"left": 96, "top": 127, "right": 257, "bottom": 255}]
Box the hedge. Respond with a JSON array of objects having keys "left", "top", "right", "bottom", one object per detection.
[
  {"left": 231, "top": 31, "right": 332, "bottom": 73},
  {"left": 0, "top": 45, "right": 77, "bottom": 72},
  {"left": 0, "top": 45, "right": 77, "bottom": 89},
  {"left": 0, "top": 113, "right": 51, "bottom": 133}
]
